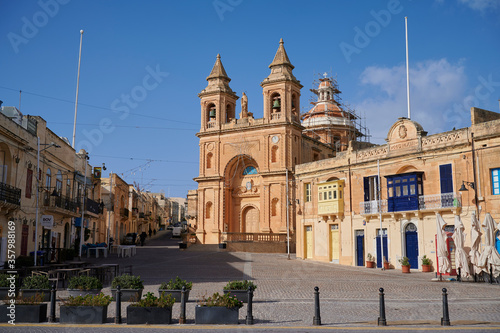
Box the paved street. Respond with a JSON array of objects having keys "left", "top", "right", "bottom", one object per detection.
[{"left": 3, "top": 230, "right": 500, "bottom": 332}]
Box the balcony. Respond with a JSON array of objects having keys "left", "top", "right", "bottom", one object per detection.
[
  {"left": 85, "top": 198, "right": 101, "bottom": 216},
  {"left": 132, "top": 207, "right": 138, "bottom": 217},
  {"left": 43, "top": 193, "right": 79, "bottom": 217},
  {"left": 271, "top": 113, "right": 281, "bottom": 121},
  {"left": 222, "top": 232, "right": 287, "bottom": 243},
  {"left": 139, "top": 212, "right": 145, "bottom": 218},
  {"left": 318, "top": 180, "right": 344, "bottom": 218},
  {"left": 120, "top": 208, "right": 129, "bottom": 219},
  {"left": 360, "top": 193, "right": 461, "bottom": 216},
  {"left": 207, "top": 121, "right": 216, "bottom": 129},
  {"left": 360, "top": 199, "right": 388, "bottom": 215},
  {"left": 0, "top": 182, "right": 21, "bottom": 209},
  {"left": 418, "top": 193, "right": 461, "bottom": 211}
]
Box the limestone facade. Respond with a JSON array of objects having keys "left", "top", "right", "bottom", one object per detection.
[{"left": 295, "top": 108, "right": 500, "bottom": 271}]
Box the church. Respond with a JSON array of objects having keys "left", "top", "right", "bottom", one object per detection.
[{"left": 191, "top": 39, "right": 359, "bottom": 249}]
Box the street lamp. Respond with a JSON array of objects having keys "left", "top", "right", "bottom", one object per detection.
[
  {"left": 459, "top": 180, "right": 479, "bottom": 216},
  {"left": 34, "top": 138, "right": 61, "bottom": 266},
  {"left": 78, "top": 152, "right": 89, "bottom": 258}
]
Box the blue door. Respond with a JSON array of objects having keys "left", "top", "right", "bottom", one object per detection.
[
  {"left": 356, "top": 232, "right": 364, "bottom": 266},
  {"left": 376, "top": 231, "right": 388, "bottom": 268},
  {"left": 405, "top": 223, "right": 419, "bottom": 269},
  {"left": 439, "top": 164, "right": 453, "bottom": 207},
  {"left": 496, "top": 231, "right": 500, "bottom": 255}
]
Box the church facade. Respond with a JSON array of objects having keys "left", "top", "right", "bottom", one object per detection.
[{"left": 193, "top": 40, "right": 348, "bottom": 246}]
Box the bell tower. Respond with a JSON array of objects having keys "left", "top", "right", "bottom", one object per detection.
[
  {"left": 198, "top": 54, "right": 239, "bottom": 132},
  {"left": 261, "top": 39, "right": 302, "bottom": 124}
]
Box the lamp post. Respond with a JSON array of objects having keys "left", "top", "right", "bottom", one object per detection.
[
  {"left": 34, "top": 137, "right": 60, "bottom": 266},
  {"left": 78, "top": 152, "right": 89, "bottom": 258}
]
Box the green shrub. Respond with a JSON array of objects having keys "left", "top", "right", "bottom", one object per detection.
[
  {"left": 398, "top": 256, "right": 410, "bottom": 266},
  {"left": 130, "top": 292, "right": 174, "bottom": 308},
  {"left": 223, "top": 280, "right": 257, "bottom": 291},
  {"left": 21, "top": 275, "right": 50, "bottom": 290},
  {"left": 159, "top": 277, "right": 192, "bottom": 290},
  {"left": 198, "top": 292, "right": 243, "bottom": 309},
  {"left": 421, "top": 255, "right": 432, "bottom": 265},
  {"left": 111, "top": 274, "right": 144, "bottom": 290},
  {"left": 0, "top": 274, "right": 10, "bottom": 288},
  {"left": 63, "top": 293, "right": 112, "bottom": 306},
  {"left": 10, "top": 294, "right": 44, "bottom": 305},
  {"left": 68, "top": 275, "right": 102, "bottom": 290}
]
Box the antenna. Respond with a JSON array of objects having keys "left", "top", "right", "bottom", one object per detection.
[
  {"left": 72, "top": 29, "right": 84, "bottom": 148},
  {"left": 405, "top": 17, "right": 411, "bottom": 119}
]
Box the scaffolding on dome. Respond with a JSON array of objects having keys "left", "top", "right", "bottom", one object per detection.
[{"left": 300, "top": 72, "right": 371, "bottom": 152}]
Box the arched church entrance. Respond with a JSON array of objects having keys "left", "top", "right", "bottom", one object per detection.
[{"left": 242, "top": 205, "right": 259, "bottom": 233}]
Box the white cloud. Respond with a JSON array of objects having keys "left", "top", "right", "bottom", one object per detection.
[
  {"left": 458, "top": 0, "right": 498, "bottom": 11},
  {"left": 355, "top": 59, "right": 472, "bottom": 144}
]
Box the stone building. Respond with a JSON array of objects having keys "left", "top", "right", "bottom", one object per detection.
[
  {"left": 193, "top": 39, "right": 334, "bottom": 247},
  {"left": 295, "top": 107, "right": 500, "bottom": 271},
  {"left": 0, "top": 104, "right": 101, "bottom": 265}
]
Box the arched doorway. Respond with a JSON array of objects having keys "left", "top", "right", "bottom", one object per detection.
[
  {"left": 242, "top": 206, "right": 259, "bottom": 233},
  {"left": 64, "top": 222, "right": 70, "bottom": 248},
  {"left": 405, "top": 222, "right": 419, "bottom": 269}
]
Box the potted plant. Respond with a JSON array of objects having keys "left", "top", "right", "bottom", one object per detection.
[
  {"left": 158, "top": 276, "right": 192, "bottom": 302},
  {"left": 127, "top": 291, "right": 175, "bottom": 325},
  {"left": 399, "top": 256, "right": 411, "bottom": 273},
  {"left": 0, "top": 294, "right": 47, "bottom": 323},
  {"left": 366, "top": 253, "right": 375, "bottom": 268},
  {"left": 20, "top": 274, "right": 51, "bottom": 302},
  {"left": 111, "top": 274, "right": 144, "bottom": 301},
  {"left": 223, "top": 280, "right": 256, "bottom": 303},
  {"left": 383, "top": 257, "right": 391, "bottom": 270},
  {"left": 195, "top": 292, "right": 243, "bottom": 325},
  {"left": 67, "top": 275, "right": 103, "bottom": 297},
  {"left": 0, "top": 273, "right": 17, "bottom": 300},
  {"left": 59, "top": 293, "right": 112, "bottom": 324},
  {"left": 421, "top": 255, "right": 432, "bottom": 272}
]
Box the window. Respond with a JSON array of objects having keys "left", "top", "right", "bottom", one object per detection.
[
  {"left": 492, "top": 168, "right": 500, "bottom": 195},
  {"left": 243, "top": 166, "right": 258, "bottom": 175},
  {"left": 305, "top": 183, "right": 311, "bottom": 202},
  {"left": 385, "top": 172, "right": 423, "bottom": 212},
  {"left": 45, "top": 168, "right": 51, "bottom": 188},
  {"left": 363, "top": 176, "right": 378, "bottom": 202},
  {"left": 56, "top": 171, "right": 63, "bottom": 194},
  {"left": 25, "top": 169, "right": 33, "bottom": 198},
  {"left": 66, "top": 179, "right": 71, "bottom": 199}
]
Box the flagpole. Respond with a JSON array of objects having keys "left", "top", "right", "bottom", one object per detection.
[
  {"left": 405, "top": 17, "right": 411, "bottom": 120},
  {"left": 72, "top": 30, "right": 84, "bottom": 148}
]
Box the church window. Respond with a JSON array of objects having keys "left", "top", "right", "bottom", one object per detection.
[
  {"left": 205, "top": 202, "right": 212, "bottom": 219},
  {"left": 243, "top": 166, "right": 258, "bottom": 175},
  {"left": 207, "top": 103, "right": 216, "bottom": 122},
  {"left": 206, "top": 153, "right": 213, "bottom": 169},
  {"left": 271, "top": 146, "right": 278, "bottom": 163},
  {"left": 271, "top": 93, "right": 281, "bottom": 113},
  {"left": 271, "top": 198, "right": 279, "bottom": 216}
]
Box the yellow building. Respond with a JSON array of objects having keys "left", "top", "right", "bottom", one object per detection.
[{"left": 296, "top": 107, "right": 500, "bottom": 272}]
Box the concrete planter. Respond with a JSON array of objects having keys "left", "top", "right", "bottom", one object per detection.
[
  {"left": 195, "top": 305, "right": 239, "bottom": 324},
  {"left": 19, "top": 289, "right": 51, "bottom": 302},
  {"left": 67, "top": 289, "right": 102, "bottom": 297},
  {"left": 59, "top": 305, "right": 108, "bottom": 324},
  {"left": 158, "top": 289, "right": 190, "bottom": 302},
  {"left": 178, "top": 243, "right": 187, "bottom": 249},
  {"left": 126, "top": 305, "right": 172, "bottom": 325},
  {"left": 111, "top": 289, "right": 143, "bottom": 302},
  {"left": 0, "top": 304, "right": 47, "bottom": 323},
  {"left": 223, "top": 290, "right": 249, "bottom": 303},
  {"left": 0, "top": 287, "right": 16, "bottom": 300}
]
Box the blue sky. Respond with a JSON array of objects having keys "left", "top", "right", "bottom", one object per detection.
[{"left": 1, "top": 0, "right": 499, "bottom": 198}]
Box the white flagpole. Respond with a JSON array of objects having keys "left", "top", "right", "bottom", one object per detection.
[
  {"left": 405, "top": 17, "right": 411, "bottom": 120},
  {"left": 72, "top": 30, "right": 84, "bottom": 148}
]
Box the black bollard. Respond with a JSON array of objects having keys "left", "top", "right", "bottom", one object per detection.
[
  {"left": 490, "top": 264, "right": 494, "bottom": 284},
  {"left": 377, "top": 288, "right": 387, "bottom": 326},
  {"left": 246, "top": 286, "right": 254, "bottom": 325},
  {"left": 441, "top": 288, "right": 450, "bottom": 326},
  {"left": 48, "top": 281, "right": 57, "bottom": 323},
  {"left": 457, "top": 268, "right": 461, "bottom": 282},
  {"left": 179, "top": 286, "right": 186, "bottom": 324},
  {"left": 115, "top": 285, "right": 122, "bottom": 324},
  {"left": 313, "top": 286, "right": 321, "bottom": 326}
]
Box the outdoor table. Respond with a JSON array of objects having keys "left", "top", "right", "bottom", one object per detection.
[
  {"left": 67, "top": 261, "right": 90, "bottom": 268},
  {"left": 118, "top": 245, "right": 136, "bottom": 258},
  {"left": 87, "top": 247, "right": 108, "bottom": 258},
  {"left": 51, "top": 268, "right": 82, "bottom": 288},
  {"left": 100, "top": 263, "right": 119, "bottom": 279}
]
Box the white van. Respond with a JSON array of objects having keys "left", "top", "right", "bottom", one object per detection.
[{"left": 172, "top": 226, "right": 182, "bottom": 237}]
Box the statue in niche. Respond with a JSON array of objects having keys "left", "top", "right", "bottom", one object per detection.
[{"left": 241, "top": 92, "right": 248, "bottom": 118}]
